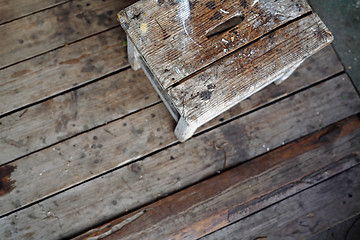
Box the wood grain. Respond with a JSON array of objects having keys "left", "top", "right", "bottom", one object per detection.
[
  {"left": 203, "top": 163, "right": 360, "bottom": 240},
  {"left": 0, "top": 28, "right": 128, "bottom": 116},
  {"left": 307, "top": 214, "right": 360, "bottom": 240},
  {"left": 118, "top": 0, "right": 312, "bottom": 88},
  {"left": 198, "top": 46, "right": 342, "bottom": 131},
  {"left": 0, "top": 47, "right": 345, "bottom": 211},
  {"left": 0, "top": 0, "right": 137, "bottom": 69},
  {"left": 0, "top": 74, "right": 358, "bottom": 239},
  {"left": 0, "top": 45, "right": 342, "bottom": 165},
  {"left": 74, "top": 115, "right": 360, "bottom": 240},
  {"left": 0, "top": 69, "right": 160, "bottom": 165},
  {"left": 0, "top": 0, "right": 69, "bottom": 25},
  {"left": 169, "top": 14, "right": 333, "bottom": 128}
]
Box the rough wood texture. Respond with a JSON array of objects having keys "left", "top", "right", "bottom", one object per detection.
[
  {"left": 0, "top": 69, "right": 159, "bottom": 165},
  {"left": 0, "top": 75, "right": 358, "bottom": 239},
  {"left": 0, "top": 28, "right": 128, "bottom": 116},
  {"left": 118, "top": 0, "right": 312, "bottom": 88},
  {"left": 0, "top": 0, "right": 69, "bottom": 25},
  {"left": 203, "top": 164, "right": 360, "bottom": 240},
  {"left": 0, "top": 49, "right": 346, "bottom": 214},
  {"left": 0, "top": 0, "right": 137, "bottom": 69},
  {"left": 74, "top": 115, "right": 360, "bottom": 240},
  {"left": 169, "top": 14, "right": 333, "bottom": 132},
  {"left": 199, "top": 45, "right": 342, "bottom": 131},
  {"left": 0, "top": 45, "right": 341, "bottom": 164},
  {"left": 308, "top": 214, "right": 360, "bottom": 240},
  {"left": 0, "top": 2, "right": 355, "bottom": 240}
]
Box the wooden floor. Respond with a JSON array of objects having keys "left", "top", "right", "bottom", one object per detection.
[{"left": 1, "top": 1, "right": 360, "bottom": 239}]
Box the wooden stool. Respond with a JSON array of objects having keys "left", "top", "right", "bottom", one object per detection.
[{"left": 117, "top": 0, "right": 333, "bottom": 142}]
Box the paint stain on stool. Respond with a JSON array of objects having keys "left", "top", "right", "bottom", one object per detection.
[
  {"left": 200, "top": 91, "right": 212, "bottom": 100},
  {"left": 140, "top": 23, "right": 147, "bottom": 33}
]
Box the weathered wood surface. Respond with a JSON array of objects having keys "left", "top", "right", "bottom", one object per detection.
[
  {"left": 0, "top": 28, "right": 129, "bottom": 116},
  {"left": 0, "top": 69, "right": 159, "bottom": 165},
  {"left": 169, "top": 14, "right": 333, "bottom": 129},
  {"left": 0, "top": 75, "right": 358, "bottom": 239},
  {"left": 0, "top": 0, "right": 137, "bottom": 70},
  {"left": 0, "top": 48, "right": 346, "bottom": 214},
  {"left": 308, "top": 214, "right": 360, "bottom": 240},
  {"left": 74, "top": 115, "right": 360, "bottom": 240},
  {"left": 0, "top": 0, "right": 70, "bottom": 25},
  {"left": 199, "top": 46, "right": 343, "bottom": 131},
  {"left": 203, "top": 163, "right": 360, "bottom": 240},
  {"left": 118, "top": 0, "right": 312, "bottom": 88},
  {"left": 0, "top": 45, "right": 342, "bottom": 165}
]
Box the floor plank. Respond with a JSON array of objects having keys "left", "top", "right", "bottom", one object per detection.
[
  {"left": 0, "top": 69, "right": 159, "bottom": 165},
  {"left": 202, "top": 163, "right": 360, "bottom": 240},
  {"left": 0, "top": 0, "right": 137, "bottom": 69},
  {"left": 0, "top": 74, "right": 358, "bottom": 239},
  {"left": 75, "top": 115, "right": 360, "bottom": 240},
  {"left": 0, "top": 28, "right": 128, "bottom": 116},
  {"left": 308, "top": 214, "right": 360, "bottom": 240},
  {"left": 0, "top": 46, "right": 342, "bottom": 164},
  {"left": 0, "top": 0, "right": 70, "bottom": 25}
]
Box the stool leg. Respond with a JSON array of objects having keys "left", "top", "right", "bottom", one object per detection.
[
  {"left": 174, "top": 117, "right": 197, "bottom": 142},
  {"left": 274, "top": 60, "right": 304, "bottom": 85},
  {"left": 127, "top": 35, "right": 141, "bottom": 71}
]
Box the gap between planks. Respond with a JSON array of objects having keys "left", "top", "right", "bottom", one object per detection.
[
  {"left": 0, "top": 50, "right": 350, "bottom": 220},
  {"left": 0, "top": 0, "right": 71, "bottom": 26},
  {"left": 0, "top": 46, "right": 342, "bottom": 164},
  {"left": 0, "top": 73, "right": 359, "bottom": 239},
  {"left": 0, "top": 27, "right": 129, "bottom": 117},
  {"left": 74, "top": 115, "right": 360, "bottom": 240},
  {"left": 0, "top": 0, "right": 138, "bottom": 70},
  {"left": 0, "top": 49, "right": 346, "bottom": 216},
  {"left": 202, "top": 162, "right": 360, "bottom": 240}
]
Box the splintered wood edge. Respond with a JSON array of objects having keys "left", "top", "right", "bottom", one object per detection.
[{"left": 169, "top": 13, "right": 333, "bottom": 132}]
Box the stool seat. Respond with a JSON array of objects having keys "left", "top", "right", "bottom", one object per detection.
[{"left": 118, "top": 0, "right": 333, "bottom": 141}]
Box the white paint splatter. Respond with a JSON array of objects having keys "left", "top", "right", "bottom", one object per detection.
[
  {"left": 178, "top": 0, "right": 202, "bottom": 47},
  {"left": 140, "top": 23, "right": 147, "bottom": 33},
  {"left": 222, "top": 38, "right": 229, "bottom": 44},
  {"left": 220, "top": 8, "right": 229, "bottom": 14},
  {"left": 174, "top": 66, "right": 181, "bottom": 75}
]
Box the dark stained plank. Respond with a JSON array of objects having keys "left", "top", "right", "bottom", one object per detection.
[
  {"left": 0, "top": 0, "right": 70, "bottom": 25},
  {"left": 203, "top": 164, "right": 360, "bottom": 240},
  {"left": 0, "top": 45, "right": 342, "bottom": 164},
  {"left": 118, "top": 0, "right": 312, "bottom": 88},
  {"left": 74, "top": 115, "right": 360, "bottom": 240},
  {"left": 0, "top": 0, "right": 137, "bottom": 69},
  {"left": 0, "top": 74, "right": 358, "bottom": 239},
  {"left": 0, "top": 28, "right": 128, "bottom": 116}
]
